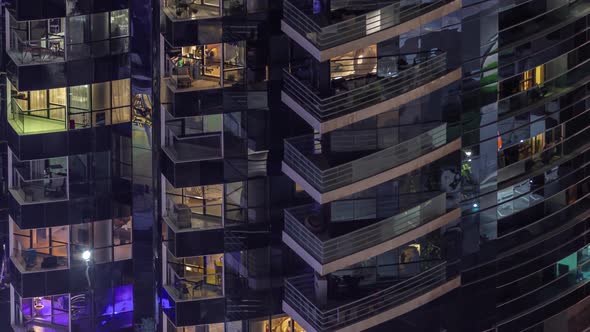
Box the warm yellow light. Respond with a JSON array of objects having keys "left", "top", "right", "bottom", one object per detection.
[
  {"left": 522, "top": 70, "right": 532, "bottom": 91},
  {"left": 534, "top": 65, "right": 545, "bottom": 85},
  {"left": 185, "top": 266, "right": 192, "bottom": 271},
  {"left": 409, "top": 243, "right": 421, "bottom": 255}
]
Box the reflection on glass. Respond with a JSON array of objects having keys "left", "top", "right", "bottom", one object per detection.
[
  {"left": 165, "top": 180, "right": 224, "bottom": 230},
  {"left": 164, "top": 0, "right": 222, "bottom": 20},
  {"left": 10, "top": 155, "right": 69, "bottom": 203},
  {"left": 11, "top": 222, "right": 69, "bottom": 272},
  {"left": 7, "top": 79, "right": 131, "bottom": 133},
  {"left": 165, "top": 42, "right": 248, "bottom": 90},
  {"left": 165, "top": 253, "right": 224, "bottom": 300},
  {"left": 8, "top": 10, "right": 129, "bottom": 64}
]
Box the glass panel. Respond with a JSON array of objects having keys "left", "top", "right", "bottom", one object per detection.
[
  {"left": 92, "top": 82, "right": 111, "bottom": 110},
  {"left": 91, "top": 110, "right": 111, "bottom": 127},
  {"left": 114, "top": 244, "right": 132, "bottom": 261},
  {"left": 69, "top": 85, "right": 90, "bottom": 111},
  {"left": 112, "top": 79, "right": 130, "bottom": 108},
  {"left": 67, "top": 15, "right": 88, "bottom": 45},
  {"left": 49, "top": 88, "right": 67, "bottom": 107},
  {"left": 91, "top": 12, "right": 109, "bottom": 42},
  {"left": 93, "top": 219, "right": 112, "bottom": 249},
  {"left": 112, "top": 107, "right": 131, "bottom": 124},
  {"left": 113, "top": 218, "right": 132, "bottom": 246},
  {"left": 110, "top": 10, "right": 129, "bottom": 37},
  {"left": 29, "top": 90, "right": 47, "bottom": 110}
]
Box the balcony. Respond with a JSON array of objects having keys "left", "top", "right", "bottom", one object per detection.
[
  {"left": 282, "top": 0, "right": 461, "bottom": 61},
  {"left": 10, "top": 162, "right": 68, "bottom": 205},
  {"left": 11, "top": 244, "right": 69, "bottom": 274},
  {"left": 161, "top": 132, "right": 224, "bottom": 187},
  {"left": 163, "top": 0, "right": 221, "bottom": 21},
  {"left": 163, "top": 208, "right": 225, "bottom": 257},
  {"left": 161, "top": 0, "right": 261, "bottom": 46},
  {"left": 282, "top": 123, "right": 461, "bottom": 203},
  {"left": 164, "top": 56, "right": 241, "bottom": 93},
  {"left": 283, "top": 193, "right": 460, "bottom": 275},
  {"left": 8, "top": 99, "right": 67, "bottom": 135},
  {"left": 283, "top": 262, "right": 460, "bottom": 332},
  {"left": 161, "top": 249, "right": 225, "bottom": 326},
  {"left": 5, "top": 0, "right": 129, "bottom": 21},
  {"left": 7, "top": 33, "right": 130, "bottom": 90},
  {"left": 283, "top": 51, "right": 460, "bottom": 133}
]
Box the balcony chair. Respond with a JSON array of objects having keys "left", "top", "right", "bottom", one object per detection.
[
  {"left": 22, "top": 249, "right": 37, "bottom": 269},
  {"left": 44, "top": 178, "right": 66, "bottom": 198},
  {"left": 191, "top": 279, "right": 204, "bottom": 296},
  {"left": 41, "top": 256, "right": 58, "bottom": 268},
  {"left": 172, "top": 66, "right": 193, "bottom": 88},
  {"left": 173, "top": 204, "right": 192, "bottom": 229}
]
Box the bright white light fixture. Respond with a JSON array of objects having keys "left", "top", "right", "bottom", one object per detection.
[
  {"left": 473, "top": 203, "right": 478, "bottom": 208},
  {"left": 465, "top": 151, "right": 472, "bottom": 156},
  {"left": 82, "top": 250, "right": 91, "bottom": 261}
]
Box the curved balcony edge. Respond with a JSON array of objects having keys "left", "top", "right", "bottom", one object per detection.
[
  {"left": 282, "top": 68, "right": 462, "bottom": 134},
  {"left": 282, "top": 276, "right": 461, "bottom": 332},
  {"left": 283, "top": 208, "right": 461, "bottom": 275},
  {"left": 280, "top": 0, "right": 462, "bottom": 62},
  {"left": 281, "top": 138, "right": 461, "bottom": 204}
]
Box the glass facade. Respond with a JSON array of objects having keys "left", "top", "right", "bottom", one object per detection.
[{"left": 2, "top": 0, "right": 590, "bottom": 331}]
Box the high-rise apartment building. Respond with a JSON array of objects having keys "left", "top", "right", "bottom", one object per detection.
[
  {"left": 1, "top": 0, "right": 140, "bottom": 330},
  {"left": 2, "top": 0, "right": 590, "bottom": 331}
]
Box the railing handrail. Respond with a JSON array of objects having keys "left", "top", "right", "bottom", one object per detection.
[
  {"left": 283, "top": 52, "right": 447, "bottom": 119},
  {"left": 169, "top": 130, "right": 222, "bottom": 141},
  {"left": 11, "top": 97, "right": 66, "bottom": 114},
  {"left": 284, "top": 262, "right": 448, "bottom": 328},
  {"left": 326, "top": 193, "right": 444, "bottom": 245},
  {"left": 285, "top": 52, "right": 445, "bottom": 103},
  {"left": 283, "top": 0, "right": 452, "bottom": 49},
  {"left": 13, "top": 167, "right": 68, "bottom": 183},
  {"left": 14, "top": 244, "right": 68, "bottom": 252},
  {"left": 328, "top": 50, "right": 444, "bottom": 64},
  {"left": 284, "top": 193, "right": 446, "bottom": 262},
  {"left": 284, "top": 123, "right": 448, "bottom": 192}
]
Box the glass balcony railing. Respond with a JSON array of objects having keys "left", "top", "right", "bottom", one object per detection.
[
  {"left": 8, "top": 30, "right": 129, "bottom": 65},
  {"left": 498, "top": 0, "right": 590, "bottom": 48},
  {"left": 66, "top": 37, "right": 130, "bottom": 61},
  {"left": 283, "top": 0, "right": 454, "bottom": 50},
  {"left": 165, "top": 56, "right": 244, "bottom": 91},
  {"left": 163, "top": 0, "right": 221, "bottom": 21},
  {"left": 283, "top": 50, "right": 446, "bottom": 121},
  {"left": 284, "top": 261, "right": 449, "bottom": 331},
  {"left": 284, "top": 193, "right": 447, "bottom": 264},
  {"left": 165, "top": 259, "right": 224, "bottom": 301},
  {"left": 9, "top": 98, "right": 67, "bottom": 134},
  {"left": 11, "top": 244, "right": 69, "bottom": 272},
  {"left": 497, "top": 254, "right": 590, "bottom": 321},
  {"left": 8, "top": 32, "right": 65, "bottom": 65},
  {"left": 164, "top": 273, "right": 223, "bottom": 301},
  {"left": 283, "top": 123, "right": 451, "bottom": 193},
  {"left": 162, "top": 131, "right": 223, "bottom": 162},
  {"left": 11, "top": 168, "right": 68, "bottom": 203},
  {"left": 164, "top": 202, "right": 224, "bottom": 231},
  {"left": 496, "top": 194, "right": 590, "bottom": 255}
]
